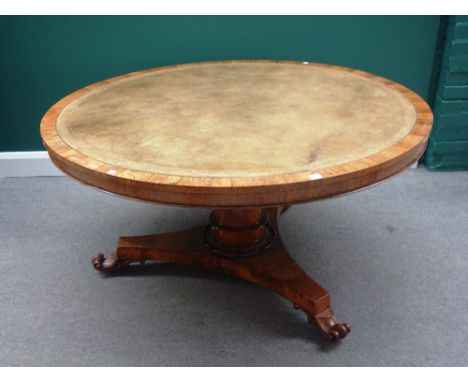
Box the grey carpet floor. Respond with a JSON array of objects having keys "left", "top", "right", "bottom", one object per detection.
[{"left": 0, "top": 167, "right": 467, "bottom": 366}]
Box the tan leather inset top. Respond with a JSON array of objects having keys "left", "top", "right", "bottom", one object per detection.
[{"left": 56, "top": 62, "right": 416, "bottom": 177}]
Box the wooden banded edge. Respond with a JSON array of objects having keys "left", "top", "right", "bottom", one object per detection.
[
  {"left": 40, "top": 60, "right": 433, "bottom": 208},
  {"left": 46, "top": 132, "right": 428, "bottom": 208}
]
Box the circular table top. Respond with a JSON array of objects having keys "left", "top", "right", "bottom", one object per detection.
[{"left": 41, "top": 61, "right": 432, "bottom": 208}]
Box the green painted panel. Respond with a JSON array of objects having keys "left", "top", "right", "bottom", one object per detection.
[
  {"left": 435, "top": 97, "right": 468, "bottom": 113},
  {"left": 438, "top": 70, "right": 468, "bottom": 86},
  {"left": 429, "top": 140, "right": 468, "bottom": 152},
  {"left": 426, "top": 15, "right": 468, "bottom": 170},
  {"left": 443, "top": 55, "right": 468, "bottom": 72},
  {"left": 431, "top": 128, "right": 468, "bottom": 141},
  {"left": 0, "top": 16, "right": 440, "bottom": 151},
  {"left": 440, "top": 85, "right": 468, "bottom": 99},
  {"left": 436, "top": 113, "right": 468, "bottom": 128},
  {"left": 451, "top": 40, "right": 468, "bottom": 55},
  {"left": 426, "top": 139, "right": 468, "bottom": 170},
  {"left": 453, "top": 22, "right": 468, "bottom": 39}
]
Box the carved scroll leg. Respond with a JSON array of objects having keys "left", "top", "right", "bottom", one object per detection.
[
  {"left": 281, "top": 282, "right": 350, "bottom": 341},
  {"left": 280, "top": 275, "right": 350, "bottom": 341},
  {"left": 91, "top": 226, "right": 203, "bottom": 273},
  {"left": 242, "top": 239, "right": 350, "bottom": 341}
]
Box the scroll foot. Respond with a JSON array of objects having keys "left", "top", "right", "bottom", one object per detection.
[
  {"left": 308, "top": 308, "right": 351, "bottom": 341},
  {"left": 91, "top": 253, "right": 124, "bottom": 272}
]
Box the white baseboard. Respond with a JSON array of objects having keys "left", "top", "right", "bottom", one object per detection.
[
  {"left": 0, "top": 151, "right": 64, "bottom": 177},
  {"left": 0, "top": 151, "right": 419, "bottom": 178}
]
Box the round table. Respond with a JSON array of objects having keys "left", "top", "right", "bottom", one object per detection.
[{"left": 41, "top": 60, "right": 432, "bottom": 341}]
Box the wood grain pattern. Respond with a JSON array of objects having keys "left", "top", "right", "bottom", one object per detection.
[{"left": 40, "top": 60, "right": 433, "bottom": 208}]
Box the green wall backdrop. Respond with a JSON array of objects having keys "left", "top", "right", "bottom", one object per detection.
[{"left": 0, "top": 16, "right": 441, "bottom": 152}]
